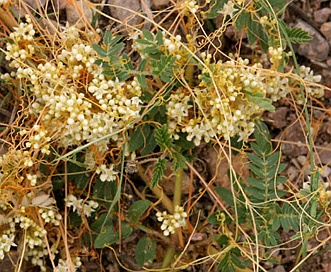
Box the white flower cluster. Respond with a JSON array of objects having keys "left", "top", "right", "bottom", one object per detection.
[
  {"left": 298, "top": 65, "right": 324, "bottom": 99},
  {"left": 167, "top": 55, "right": 265, "bottom": 143},
  {"left": 0, "top": 0, "right": 9, "bottom": 6},
  {"left": 0, "top": 191, "right": 64, "bottom": 267},
  {"left": 61, "top": 25, "right": 81, "bottom": 47},
  {"left": 163, "top": 35, "right": 183, "bottom": 60},
  {"left": 156, "top": 206, "right": 187, "bottom": 236},
  {"left": 268, "top": 46, "right": 284, "bottom": 68},
  {"left": 5, "top": 208, "right": 49, "bottom": 271},
  {"left": 65, "top": 194, "right": 99, "bottom": 217},
  {"left": 0, "top": 233, "right": 16, "bottom": 260},
  {"left": 166, "top": 52, "right": 324, "bottom": 144},
  {"left": 87, "top": 76, "right": 141, "bottom": 121},
  {"left": 182, "top": 0, "right": 199, "bottom": 14},
  {"left": 20, "top": 125, "right": 51, "bottom": 155},
  {"left": 39, "top": 208, "right": 62, "bottom": 225},
  {"left": 265, "top": 76, "right": 290, "bottom": 101},
  {"left": 2, "top": 19, "right": 143, "bottom": 159},
  {"left": 167, "top": 89, "right": 192, "bottom": 134},
  {"left": 0, "top": 149, "right": 34, "bottom": 170},
  {"left": 4, "top": 16, "right": 35, "bottom": 68},
  {"left": 183, "top": 118, "right": 214, "bottom": 146},
  {"left": 55, "top": 257, "right": 82, "bottom": 272},
  {"left": 8, "top": 209, "right": 47, "bottom": 247},
  {"left": 96, "top": 164, "right": 118, "bottom": 182},
  {"left": 26, "top": 173, "right": 38, "bottom": 186}
]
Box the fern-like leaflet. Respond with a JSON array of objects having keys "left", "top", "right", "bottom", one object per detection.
[
  {"left": 151, "top": 158, "right": 167, "bottom": 188},
  {"left": 155, "top": 125, "right": 174, "bottom": 151},
  {"left": 280, "top": 21, "right": 312, "bottom": 44}
]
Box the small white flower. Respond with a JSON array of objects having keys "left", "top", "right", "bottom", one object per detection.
[
  {"left": 83, "top": 200, "right": 99, "bottom": 217},
  {"left": 83, "top": 204, "right": 94, "bottom": 217},
  {"left": 96, "top": 164, "right": 118, "bottom": 182},
  {"left": 218, "top": 1, "right": 238, "bottom": 18},
  {"left": 156, "top": 206, "right": 187, "bottom": 237},
  {"left": 65, "top": 194, "right": 83, "bottom": 212}
]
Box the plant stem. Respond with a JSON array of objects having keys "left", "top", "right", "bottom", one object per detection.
[
  {"left": 162, "top": 167, "right": 185, "bottom": 267},
  {"left": 161, "top": 245, "right": 176, "bottom": 269},
  {"left": 173, "top": 167, "right": 183, "bottom": 208},
  {"left": 137, "top": 165, "right": 174, "bottom": 213}
]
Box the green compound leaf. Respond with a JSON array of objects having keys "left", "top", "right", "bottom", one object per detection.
[
  {"left": 151, "top": 55, "right": 177, "bottom": 82},
  {"left": 216, "top": 250, "right": 246, "bottom": 272},
  {"left": 278, "top": 202, "right": 300, "bottom": 232},
  {"left": 135, "top": 237, "right": 157, "bottom": 266},
  {"left": 287, "top": 27, "right": 312, "bottom": 44},
  {"left": 246, "top": 121, "right": 288, "bottom": 203},
  {"left": 155, "top": 124, "right": 174, "bottom": 151},
  {"left": 248, "top": 163, "right": 266, "bottom": 179},
  {"left": 136, "top": 38, "right": 153, "bottom": 45},
  {"left": 137, "top": 58, "right": 147, "bottom": 88},
  {"left": 128, "top": 199, "right": 152, "bottom": 224},
  {"left": 98, "top": 31, "right": 125, "bottom": 57},
  {"left": 252, "top": 120, "right": 272, "bottom": 156},
  {"left": 231, "top": 252, "right": 247, "bottom": 269},
  {"left": 92, "top": 44, "right": 107, "bottom": 58},
  {"left": 247, "top": 92, "right": 275, "bottom": 112},
  {"left": 129, "top": 124, "right": 151, "bottom": 152},
  {"left": 246, "top": 186, "right": 265, "bottom": 201},
  {"left": 136, "top": 32, "right": 162, "bottom": 59},
  {"left": 215, "top": 234, "right": 229, "bottom": 246},
  {"left": 246, "top": 177, "right": 266, "bottom": 191},
  {"left": 135, "top": 237, "right": 156, "bottom": 266},
  {"left": 103, "top": 30, "right": 113, "bottom": 45},
  {"left": 142, "top": 29, "right": 154, "bottom": 41},
  {"left": 141, "top": 131, "right": 157, "bottom": 156},
  {"left": 280, "top": 21, "right": 312, "bottom": 44},
  {"left": 137, "top": 74, "right": 147, "bottom": 88},
  {"left": 137, "top": 57, "right": 147, "bottom": 72},
  {"left": 235, "top": 10, "right": 249, "bottom": 31},
  {"left": 265, "top": 152, "right": 281, "bottom": 167},
  {"left": 94, "top": 220, "right": 132, "bottom": 248},
  {"left": 258, "top": 227, "right": 280, "bottom": 246},
  {"left": 172, "top": 152, "right": 187, "bottom": 171},
  {"left": 103, "top": 31, "right": 122, "bottom": 47},
  {"left": 106, "top": 43, "right": 125, "bottom": 57},
  {"left": 215, "top": 186, "right": 234, "bottom": 207},
  {"left": 247, "top": 153, "right": 265, "bottom": 169},
  {"left": 151, "top": 158, "right": 167, "bottom": 188},
  {"left": 156, "top": 30, "right": 163, "bottom": 45}
]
